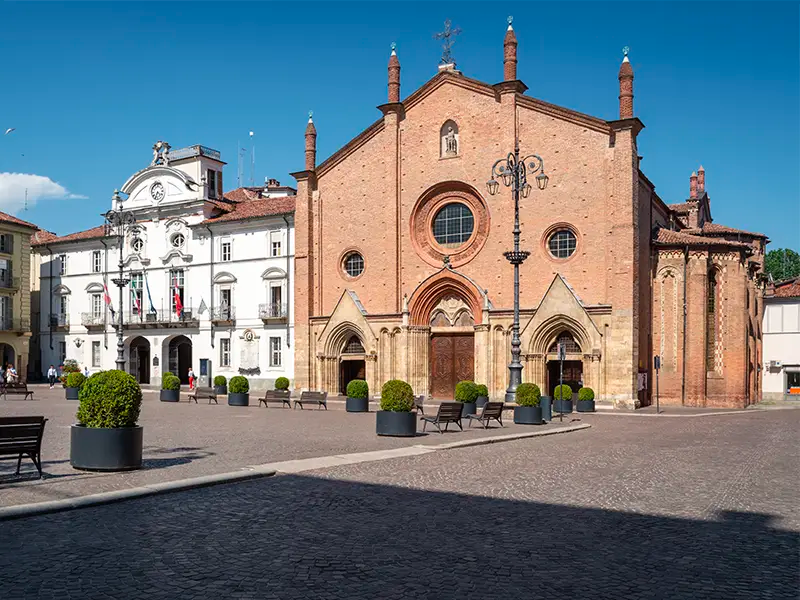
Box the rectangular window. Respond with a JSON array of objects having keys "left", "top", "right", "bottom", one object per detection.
[
  {"left": 270, "top": 231, "right": 282, "bottom": 257},
  {"left": 92, "top": 341, "right": 101, "bottom": 368},
  {"left": 220, "top": 338, "right": 231, "bottom": 367},
  {"left": 0, "top": 258, "right": 11, "bottom": 287},
  {"left": 220, "top": 288, "right": 231, "bottom": 309},
  {"left": 92, "top": 294, "right": 102, "bottom": 318},
  {"left": 270, "top": 284, "right": 282, "bottom": 315},
  {"left": 170, "top": 269, "right": 185, "bottom": 314},
  {"left": 221, "top": 240, "right": 231, "bottom": 262},
  {"left": 0, "top": 296, "right": 11, "bottom": 329},
  {"left": 130, "top": 272, "right": 143, "bottom": 315},
  {"left": 59, "top": 296, "right": 69, "bottom": 318},
  {"left": 207, "top": 170, "right": 217, "bottom": 199},
  {"left": 92, "top": 250, "right": 102, "bottom": 273},
  {"left": 269, "top": 337, "right": 282, "bottom": 367},
  {"left": 59, "top": 341, "right": 66, "bottom": 366},
  {"left": 0, "top": 234, "right": 13, "bottom": 254},
  {"left": 58, "top": 254, "right": 67, "bottom": 275}
]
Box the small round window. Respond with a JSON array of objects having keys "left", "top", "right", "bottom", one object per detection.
[
  {"left": 343, "top": 252, "right": 364, "bottom": 278},
  {"left": 548, "top": 229, "right": 577, "bottom": 259},
  {"left": 131, "top": 238, "right": 144, "bottom": 253},
  {"left": 170, "top": 233, "right": 185, "bottom": 249},
  {"left": 432, "top": 203, "right": 474, "bottom": 249}
]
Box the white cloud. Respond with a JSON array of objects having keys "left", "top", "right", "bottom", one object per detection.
[{"left": 0, "top": 172, "right": 87, "bottom": 212}]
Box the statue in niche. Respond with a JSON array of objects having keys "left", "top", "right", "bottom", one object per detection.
[{"left": 444, "top": 126, "right": 458, "bottom": 156}]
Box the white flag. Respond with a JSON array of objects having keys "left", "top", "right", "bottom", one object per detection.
[{"left": 198, "top": 299, "right": 208, "bottom": 315}]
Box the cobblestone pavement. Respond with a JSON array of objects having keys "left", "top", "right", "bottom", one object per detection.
[
  {"left": 0, "top": 410, "right": 797, "bottom": 599},
  {"left": 0, "top": 385, "right": 565, "bottom": 506}
]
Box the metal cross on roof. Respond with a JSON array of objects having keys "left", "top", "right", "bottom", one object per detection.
[{"left": 434, "top": 19, "right": 461, "bottom": 66}]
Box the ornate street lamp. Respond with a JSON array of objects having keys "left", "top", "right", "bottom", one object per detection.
[
  {"left": 487, "top": 144, "right": 548, "bottom": 402},
  {"left": 104, "top": 190, "right": 138, "bottom": 372}
]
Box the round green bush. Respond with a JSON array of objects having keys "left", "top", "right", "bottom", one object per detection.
[
  {"left": 454, "top": 380, "right": 479, "bottom": 403},
  {"left": 66, "top": 372, "right": 86, "bottom": 389},
  {"left": 213, "top": 375, "right": 227, "bottom": 386},
  {"left": 474, "top": 383, "right": 488, "bottom": 397},
  {"left": 275, "top": 377, "right": 290, "bottom": 390},
  {"left": 77, "top": 370, "right": 142, "bottom": 428},
  {"left": 229, "top": 375, "right": 249, "bottom": 394},
  {"left": 380, "top": 379, "right": 414, "bottom": 412},
  {"left": 346, "top": 379, "right": 369, "bottom": 399},
  {"left": 554, "top": 384, "right": 573, "bottom": 401},
  {"left": 162, "top": 373, "right": 180, "bottom": 391},
  {"left": 578, "top": 387, "right": 595, "bottom": 402},
  {"left": 516, "top": 383, "right": 541, "bottom": 407}
]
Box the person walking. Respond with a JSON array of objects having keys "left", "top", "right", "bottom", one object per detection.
[
  {"left": 47, "top": 365, "right": 57, "bottom": 389},
  {"left": 187, "top": 367, "right": 195, "bottom": 390},
  {"left": 83, "top": 366, "right": 90, "bottom": 378}
]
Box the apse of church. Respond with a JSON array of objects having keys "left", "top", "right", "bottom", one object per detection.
[{"left": 291, "top": 21, "right": 764, "bottom": 409}]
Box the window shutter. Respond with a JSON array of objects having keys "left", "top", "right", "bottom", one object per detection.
[
  {"left": 8, "top": 235, "right": 12, "bottom": 254},
  {"left": 6, "top": 260, "right": 11, "bottom": 286},
  {"left": 216, "top": 171, "right": 223, "bottom": 198}
]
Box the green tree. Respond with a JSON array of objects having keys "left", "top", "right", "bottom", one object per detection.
[{"left": 765, "top": 249, "right": 800, "bottom": 282}]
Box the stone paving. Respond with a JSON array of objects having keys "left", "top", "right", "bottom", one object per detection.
[
  {"left": 0, "top": 385, "right": 574, "bottom": 507},
  {"left": 0, "top": 409, "right": 796, "bottom": 599}
]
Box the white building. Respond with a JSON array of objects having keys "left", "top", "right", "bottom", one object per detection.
[
  {"left": 762, "top": 278, "right": 800, "bottom": 401},
  {"left": 33, "top": 142, "right": 295, "bottom": 389}
]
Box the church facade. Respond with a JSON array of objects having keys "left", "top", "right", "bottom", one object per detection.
[{"left": 291, "top": 22, "right": 766, "bottom": 409}]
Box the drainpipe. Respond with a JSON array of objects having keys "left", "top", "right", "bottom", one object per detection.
[
  {"left": 45, "top": 246, "right": 53, "bottom": 352},
  {"left": 100, "top": 239, "right": 109, "bottom": 350},
  {"left": 205, "top": 225, "right": 214, "bottom": 348},
  {"left": 681, "top": 245, "right": 688, "bottom": 406},
  {"left": 282, "top": 214, "right": 291, "bottom": 348}
]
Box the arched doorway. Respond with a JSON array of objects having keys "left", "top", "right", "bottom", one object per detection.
[
  {"left": 0, "top": 343, "right": 15, "bottom": 373},
  {"left": 339, "top": 335, "right": 366, "bottom": 395},
  {"left": 129, "top": 337, "right": 150, "bottom": 384},
  {"left": 546, "top": 331, "right": 583, "bottom": 396},
  {"left": 168, "top": 335, "right": 192, "bottom": 384}
]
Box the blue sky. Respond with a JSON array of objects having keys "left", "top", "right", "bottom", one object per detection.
[{"left": 0, "top": 2, "right": 797, "bottom": 249}]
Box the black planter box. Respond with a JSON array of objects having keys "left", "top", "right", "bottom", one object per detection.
[
  {"left": 540, "top": 395, "right": 552, "bottom": 421},
  {"left": 514, "top": 406, "right": 543, "bottom": 425},
  {"left": 475, "top": 396, "right": 488, "bottom": 409},
  {"left": 160, "top": 389, "right": 180, "bottom": 402},
  {"left": 65, "top": 387, "right": 80, "bottom": 400},
  {"left": 577, "top": 399, "right": 595, "bottom": 413},
  {"left": 376, "top": 411, "right": 416, "bottom": 437},
  {"left": 554, "top": 399, "right": 573, "bottom": 414},
  {"left": 70, "top": 425, "right": 143, "bottom": 471},
  {"left": 228, "top": 392, "right": 249, "bottom": 406},
  {"left": 214, "top": 384, "right": 228, "bottom": 396},
  {"left": 346, "top": 397, "right": 369, "bottom": 412},
  {"left": 460, "top": 402, "right": 477, "bottom": 417}
]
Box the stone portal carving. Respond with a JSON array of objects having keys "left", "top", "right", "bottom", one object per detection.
[
  {"left": 239, "top": 328, "right": 261, "bottom": 375},
  {"left": 429, "top": 295, "right": 474, "bottom": 327}
]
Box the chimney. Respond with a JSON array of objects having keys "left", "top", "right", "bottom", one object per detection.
[
  {"left": 618, "top": 46, "right": 634, "bottom": 119},
  {"left": 388, "top": 43, "right": 401, "bottom": 103},
  {"left": 689, "top": 171, "right": 698, "bottom": 199},
  {"left": 503, "top": 16, "right": 518, "bottom": 81},
  {"left": 305, "top": 112, "right": 317, "bottom": 171},
  {"left": 697, "top": 165, "right": 705, "bottom": 194}
]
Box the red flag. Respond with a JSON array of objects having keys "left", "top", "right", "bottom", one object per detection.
[
  {"left": 173, "top": 278, "right": 183, "bottom": 317},
  {"left": 103, "top": 283, "right": 112, "bottom": 306}
]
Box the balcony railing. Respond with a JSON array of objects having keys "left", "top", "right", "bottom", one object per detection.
[
  {"left": 210, "top": 306, "right": 235, "bottom": 323},
  {"left": 124, "top": 308, "right": 199, "bottom": 329},
  {"left": 0, "top": 318, "right": 30, "bottom": 332},
  {"left": 81, "top": 313, "right": 106, "bottom": 328},
  {"left": 259, "top": 303, "right": 287, "bottom": 321},
  {"left": 49, "top": 314, "right": 69, "bottom": 328},
  {"left": 0, "top": 277, "right": 20, "bottom": 290}
]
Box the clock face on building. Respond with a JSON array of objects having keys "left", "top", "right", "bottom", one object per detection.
[{"left": 150, "top": 182, "right": 165, "bottom": 202}]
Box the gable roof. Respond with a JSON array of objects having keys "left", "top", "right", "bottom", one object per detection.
[
  {"left": 773, "top": 278, "right": 800, "bottom": 299},
  {"left": 0, "top": 211, "right": 39, "bottom": 230},
  {"left": 201, "top": 196, "right": 295, "bottom": 224},
  {"left": 31, "top": 224, "right": 108, "bottom": 247},
  {"left": 653, "top": 228, "right": 752, "bottom": 249},
  {"left": 684, "top": 222, "right": 767, "bottom": 240}
]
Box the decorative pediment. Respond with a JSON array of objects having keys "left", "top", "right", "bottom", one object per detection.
[
  {"left": 318, "top": 290, "right": 377, "bottom": 355},
  {"left": 122, "top": 253, "right": 151, "bottom": 267},
  {"left": 84, "top": 282, "right": 105, "bottom": 293},
  {"left": 261, "top": 267, "right": 287, "bottom": 280},
  {"left": 160, "top": 249, "right": 193, "bottom": 264},
  {"left": 213, "top": 271, "right": 237, "bottom": 284},
  {"left": 120, "top": 166, "right": 198, "bottom": 195},
  {"left": 53, "top": 284, "right": 71, "bottom": 295}
]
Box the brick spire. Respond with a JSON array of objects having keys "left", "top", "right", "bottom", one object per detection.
[
  {"left": 697, "top": 165, "right": 705, "bottom": 193},
  {"left": 503, "top": 16, "right": 518, "bottom": 81},
  {"left": 388, "top": 42, "right": 401, "bottom": 103},
  {"left": 690, "top": 171, "right": 698, "bottom": 199},
  {"left": 618, "top": 46, "right": 634, "bottom": 119},
  {"left": 305, "top": 111, "right": 317, "bottom": 171}
]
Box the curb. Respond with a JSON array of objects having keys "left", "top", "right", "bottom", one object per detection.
[
  {"left": 584, "top": 409, "right": 774, "bottom": 418},
  {"left": 420, "top": 423, "right": 591, "bottom": 450}
]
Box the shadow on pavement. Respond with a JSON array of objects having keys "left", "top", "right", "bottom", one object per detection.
[{"left": 0, "top": 474, "right": 795, "bottom": 599}]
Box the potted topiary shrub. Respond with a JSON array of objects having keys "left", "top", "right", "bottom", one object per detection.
[
  {"left": 65, "top": 371, "right": 86, "bottom": 400},
  {"left": 455, "top": 380, "right": 479, "bottom": 417},
  {"left": 59, "top": 358, "right": 80, "bottom": 387},
  {"left": 376, "top": 379, "right": 416, "bottom": 437},
  {"left": 160, "top": 373, "right": 180, "bottom": 402},
  {"left": 70, "top": 370, "right": 143, "bottom": 471},
  {"left": 514, "top": 383, "right": 543, "bottom": 424},
  {"left": 475, "top": 383, "right": 489, "bottom": 409},
  {"left": 577, "top": 386, "right": 595, "bottom": 412},
  {"left": 213, "top": 375, "right": 227, "bottom": 396},
  {"left": 275, "top": 376, "right": 290, "bottom": 391},
  {"left": 228, "top": 375, "right": 249, "bottom": 406},
  {"left": 346, "top": 379, "right": 369, "bottom": 413},
  {"left": 554, "top": 384, "right": 573, "bottom": 414}
]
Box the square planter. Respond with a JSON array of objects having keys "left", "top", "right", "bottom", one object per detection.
[
  {"left": 475, "top": 396, "right": 488, "bottom": 409},
  {"left": 513, "top": 406, "right": 543, "bottom": 425},
  {"left": 577, "top": 399, "right": 595, "bottom": 413},
  {"left": 160, "top": 389, "right": 180, "bottom": 402},
  {"left": 460, "top": 402, "right": 477, "bottom": 417},
  {"left": 376, "top": 411, "right": 416, "bottom": 437},
  {"left": 65, "top": 387, "right": 80, "bottom": 400},
  {"left": 228, "top": 392, "right": 249, "bottom": 406},
  {"left": 540, "top": 395, "right": 552, "bottom": 421},
  {"left": 554, "top": 399, "right": 573, "bottom": 414},
  {"left": 70, "top": 424, "right": 143, "bottom": 471},
  {"left": 346, "top": 397, "right": 369, "bottom": 412},
  {"left": 214, "top": 384, "right": 228, "bottom": 396}
]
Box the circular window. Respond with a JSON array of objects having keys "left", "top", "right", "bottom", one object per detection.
[
  {"left": 343, "top": 252, "right": 364, "bottom": 278},
  {"left": 432, "top": 203, "right": 474, "bottom": 249},
  {"left": 548, "top": 229, "right": 577, "bottom": 259},
  {"left": 170, "top": 233, "right": 185, "bottom": 249},
  {"left": 131, "top": 238, "right": 144, "bottom": 253}
]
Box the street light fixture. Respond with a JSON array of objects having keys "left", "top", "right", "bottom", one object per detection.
[{"left": 487, "top": 144, "right": 548, "bottom": 403}]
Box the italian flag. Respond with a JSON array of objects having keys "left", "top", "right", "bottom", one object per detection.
[
  {"left": 130, "top": 278, "right": 141, "bottom": 314},
  {"left": 173, "top": 278, "right": 183, "bottom": 317}
]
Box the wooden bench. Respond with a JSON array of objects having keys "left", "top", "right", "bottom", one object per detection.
[
  {"left": 465, "top": 401, "right": 505, "bottom": 429},
  {"left": 420, "top": 401, "right": 463, "bottom": 433},
  {"left": 187, "top": 388, "right": 218, "bottom": 405},
  {"left": 293, "top": 391, "right": 328, "bottom": 410},
  {"left": 0, "top": 416, "right": 47, "bottom": 478},
  {"left": 1, "top": 382, "right": 34, "bottom": 401},
  {"left": 412, "top": 394, "right": 425, "bottom": 414},
  {"left": 260, "top": 389, "right": 291, "bottom": 408}
]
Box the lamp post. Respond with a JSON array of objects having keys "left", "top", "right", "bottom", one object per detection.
[
  {"left": 104, "top": 190, "right": 138, "bottom": 372},
  {"left": 487, "top": 143, "right": 548, "bottom": 403}
]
